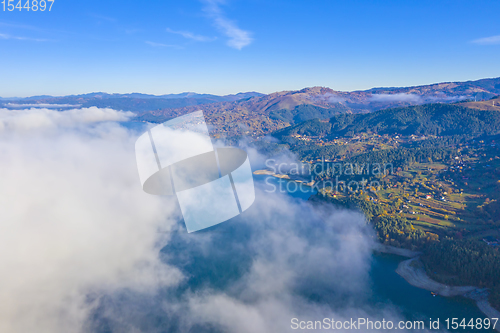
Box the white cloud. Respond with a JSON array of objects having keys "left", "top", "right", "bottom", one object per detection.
[
  {"left": 0, "top": 109, "right": 183, "bottom": 332},
  {"left": 309, "top": 92, "right": 346, "bottom": 104},
  {"left": 369, "top": 93, "right": 468, "bottom": 104},
  {"left": 369, "top": 93, "right": 423, "bottom": 103},
  {"left": 0, "top": 32, "right": 48, "bottom": 42},
  {"left": 155, "top": 191, "right": 407, "bottom": 333},
  {"left": 87, "top": 164, "right": 413, "bottom": 332},
  {"left": 89, "top": 13, "right": 117, "bottom": 23},
  {"left": 0, "top": 107, "right": 134, "bottom": 132},
  {"left": 166, "top": 28, "right": 215, "bottom": 42},
  {"left": 202, "top": 0, "right": 253, "bottom": 50},
  {"left": 427, "top": 94, "right": 467, "bottom": 102},
  {"left": 145, "top": 41, "right": 182, "bottom": 48},
  {"left": 0, "top": 110, "right": 418, "bottom": 332},
  {"left": 0, "top": 22, "right": 41, "bottom": 31},
  {"left": 471, "top": 34, "right": 500, "bottom": 45}
]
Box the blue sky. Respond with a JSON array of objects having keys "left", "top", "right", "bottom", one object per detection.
[{"left": 0, "top": 0, "right": 499, "bottom": 97}]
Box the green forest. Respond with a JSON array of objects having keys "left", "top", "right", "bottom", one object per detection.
[
  {"left": 273, "top": 103, "right": 500, "bottom": 139},
  {"left": 267, "top": 102, "right": 500, "bottom": 310},
  {"left": 422, "top": 239, "right": 500, "bottom": 309}
]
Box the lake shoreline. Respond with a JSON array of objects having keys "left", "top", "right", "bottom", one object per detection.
[
  {"left": 373, "top": 243, "right": 421, "bottom": 258},
  {"left": 253, "top": 170, "right": 315, "bottom": 186},
  {"left": 259, "top": 173, "right": 500, "bottom": 325},
  {"left": 376, "top": 244, "right": 500, "bottom": 330}
]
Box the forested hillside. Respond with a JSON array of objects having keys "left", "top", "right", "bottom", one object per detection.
[
  {"left": 273, "top": 104, "right": 500, "bottom": 139},
  {"left": 268, "top": 102, "right": 500, "bottom": 310}
]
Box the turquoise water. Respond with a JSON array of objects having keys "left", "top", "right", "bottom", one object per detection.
[
  {"left": 371, "top": 253, "right": 492, "bottom": 332},
  {"left": 258, "top": 174, "right": 495, "bottom": 332}
]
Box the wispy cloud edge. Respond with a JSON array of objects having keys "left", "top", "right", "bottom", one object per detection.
[
  {"left": 166, "top": 28, "right": 215, "bottom": 42},
  {"left": 145, "top": 41, "right": 182, "bottom": 49},
  {"left": 471, "top": 34, "right": 500, "bottom": 45},
  {"left": 0, "top": 32, "right": 49, "bottom": 42},
  {"left": 201, "top": 0, "right": 253, "bottom": 50}
]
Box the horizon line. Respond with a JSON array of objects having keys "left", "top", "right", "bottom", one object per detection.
[{"left": 2, "top": 75, "right": 499, "bottom": 100}]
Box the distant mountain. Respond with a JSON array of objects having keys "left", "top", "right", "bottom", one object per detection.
[
  {"left": 2, "top": 77, "right": 499, "bottom": 138},
  {"left": 153, "top": 91, "right": 262, "bottom": 101},
  {"left": 0, "top": 91, "right": 263, "bottom": 101},
  {"left": 0, "top": 91, "right": 264, "bottom": 112},
  {"left": 273, "top": 103, "right": 500, "bottom": 139},
  {"left": 60, "top": 91, "right": 263, "bottom": 102},
  {"left": 239, "top": 77, "right": 500, "bottom": 116},
  {"left": 364, "top": 77, "right": 500, "bottom": 99},
  {"left": 137, "top": 77, "right": 500, "bottom": 138},
  {"left": 0, "top": 95, "right": 54, "bottom": 101}
]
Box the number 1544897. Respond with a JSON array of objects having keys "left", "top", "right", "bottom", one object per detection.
[{"left": 2, "top": 0, "right": 54, "bottom": 11}]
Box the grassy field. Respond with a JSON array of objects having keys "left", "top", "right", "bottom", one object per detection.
[
  {"left": 333, "top": 158, "right": 498, "bottom": 238},
  {"left": 458, "top": 96, "right": 500, "bottom": 111},
  {"left": 305, "top": 131, "right": 500, "bottom": 246}
]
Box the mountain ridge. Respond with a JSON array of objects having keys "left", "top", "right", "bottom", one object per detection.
[
  {"left": 0, "top": 91, "right": 264, "bottom": 101},
  {"left": 2, "top": 77, "right": 499, "bottom": 138},
  {"left": 136, "top": 77, "right": 500, "bottom": 138},
  {"left": 272, "top": 103, "right": 500, "bottom": 139}
]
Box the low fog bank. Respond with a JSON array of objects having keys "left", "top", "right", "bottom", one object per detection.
[
  {"left": 0, "top": 108, "right": 182, "bottom": 333},
  {"left": 0, "top": 108, "right": 426, "bottom": 332},
  {"left": 89, "top": 182, "right": 420, "bottom": 332}
]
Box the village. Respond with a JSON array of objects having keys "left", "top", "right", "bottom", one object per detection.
[{"left": 278, "top": 132, "right": 500, "bottom": 245}]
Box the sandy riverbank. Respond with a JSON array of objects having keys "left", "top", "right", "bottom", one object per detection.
[
  {"left": 396, "top": 257, "right": 500, "bottom": 330},
  {"left": 373, "top": 243, "right": 500, "bottom": 330},
  {"left": 253, "top": 169, "right": 290, "bottom": 179},
  {"left": 253, "top": 169, "right": 315, "bottom": 185},
  {"left": 396, "top": 258, "right": 477, "bottom": 297},
  {"left": 373, "top": 243, "right": 421, "bottom": 258}
]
